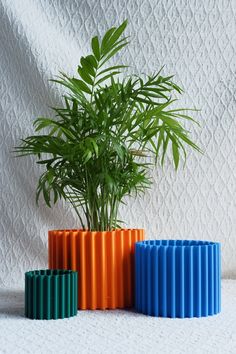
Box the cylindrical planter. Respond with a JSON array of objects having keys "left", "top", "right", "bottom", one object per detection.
[
  {"left": 48, "top": 229, "right": 145, "bottom": 310},
  {"left": 25, "top": 269, "right": 78, "bottom": 320},
  {"left": 135, "top": 240, "right": 221, "bottom": 318}
]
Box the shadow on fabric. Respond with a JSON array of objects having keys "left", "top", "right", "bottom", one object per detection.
[{"left": 0, "top": 289, "right": 24, "bottom": 319}]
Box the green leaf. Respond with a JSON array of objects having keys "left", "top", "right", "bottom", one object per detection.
[
  {"left": 168, "top": 110, "right": 200, "bottom": 126},
  {"left": 91, "top": 36, "right": 100, "bottom": 60},
  {"left": 101, "top": 27, "right": 116, "bottom": 53},
  {"left": 89, "top": 138, "right": 99, "bottom": 157},
  {"left": 71, "top": 78, "right": 92, "bottom": 94},
  {"left": 77, "top": 66, "right": 93, "bottom": 85},
  {"left": 43, "top": 185, "right": 51, "bottom": 207},
  {"left": 172, "top": 140, "right": 179, "bottom": 170},
  {"left": 100, "top": 42, "right": 129, "bottom": 66},
  {"left": 106, "top": 20, "right": 128, "bottom": 49},
  {"left": 132, "top": 96, "right": 153, "bottom": 105},
  {"left": 47, "top": 169, "right": 54, "bottom": 184},
  {"left": 175, "top": 131, "right": 202, "bottom": 153},
  {"left": 83, "top": 149, "right": 92, "bottom": 164},
  {"left": 161, "top": 134, "right": 170, "bottom": 166},
  {"left": 97, "top": 65, "right": 127, "bottom": 77},
  {"left": 104, "top": 173, "right": 114, "bottom": 191},
  {"left": 61, "top": 127, "right": 76, "bottom": 140},
  {"left": 80, "top": 57, "right": 96, "bottom": 77},
  {"left": 114, "top": 142, "right": 126, "bottom": 160},
  {"left": 84, "top": 55, "right": 98, "bottom": 69},
  {"left": 95, "top": 71, "right": 121, "bottom": 86},
  {"left": 160, "top": 114, "right": 183, "bottom": 128},
  {"left": 53, "top": 187, "right": 59, "bottom": 204}
]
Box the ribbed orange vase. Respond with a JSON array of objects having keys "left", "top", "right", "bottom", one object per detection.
[{"left": 48, "top": 229, "right": 145, "bottom": 310}]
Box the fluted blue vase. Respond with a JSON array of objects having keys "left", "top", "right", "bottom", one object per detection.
[{"left": 135, "top": 240, "right": 221, "bottom": 318}]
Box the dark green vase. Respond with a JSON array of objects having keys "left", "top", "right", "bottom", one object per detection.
[{"left": 25, "top": 269, "right": 78, "bottom": 320}]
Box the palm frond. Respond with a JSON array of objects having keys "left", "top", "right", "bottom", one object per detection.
[{"left": 15, "top": 20, "right": 201, "bottom": 231}]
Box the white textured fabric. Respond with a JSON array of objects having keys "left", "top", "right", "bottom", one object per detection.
[
  {"left": 0, "top": 280, "right": 235, "bottom": 353},
  {"left": 0, "top": 0, "right": 236, "bottom": 288}
]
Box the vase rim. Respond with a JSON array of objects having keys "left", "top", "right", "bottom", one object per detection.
[
  {"left": 48, "top": 228, "right": 144, "bottom": 233},
  {"left": 25, "top": 269, "right": 76, "bottom": 277},
  {"left": 136, "top": 239, "right": 220, "bottom": 247}
]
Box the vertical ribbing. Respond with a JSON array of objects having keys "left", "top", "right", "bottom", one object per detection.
[
  {"left": 59, "top": 274, "right": 65, "bottom": 318},
  {"left": 33, "top": 275, "right": 37, "bottom": 319},
  {"left": 214, "top": 244, "right": 218, "bottom": 314},
  {"left": 135, "top": 243, "right": 141, "bottom": 312},
  {"left": 78, "top": 232, "right": 86, "bottom": 309},
  {"left": 53, "top": 275, "right": 59, "bottom": 320},
  {"left": 175, "top": 246, "right": 181, "bottom": 317},
  {"left": 66, "top": 273, "right": 71, "bottom": 317},
  {"left": 208, "top": 244, "right": 214, "bottom": 315},
  {"left": 180, "top": 246, "right": 185, "bottom": 318},
  {"left": 38, "top": 275, "right": 44, "bottom": 319},
  {"left": 202, "top": 245, "right": 208, "bottom": 316},
  {"left": 106, "top": 231, "right": 116, "bottom": 309},
  {"left": 25, "top": 270, "right": 78, "bottom": 320},
  {"left": 48, "top": 232, "right": 53, "bottom": 268},
  {"left": 48, "top": 229, "right": 145, "bottom": 310},
  {"left": 131, "top": 229, "right": 138, "bottom": 306},
  {"left": 189, "top": 245, "right": 194, "bottom": 317},
  {"left": 74, "top": 272, "right": 78, "bottom": 314},
  {"left": 168, "top": 245, "right": 176, "bottom": 318},
  {"left": 117, "top": 229, "right": 125, "bottom": 308},
  {"left": 152, "top": 246, "right": 159, "bottom": 316},
  {"left": 62, "top": 232, "right": 68, "bottom": 269},
  {"left": 46, "top": 274, "right": 51, "bottom": 319},
  {"left": 124, "top": 230, "right": 132, "bottom": 307},
  {"left": 193, "top": 245, "right": 201, "bottom": 317},
  {"left": 70, "top": 232, "right": 76, "bottom": 270},
  {"left": 146, "top": 245, "right": 152, "bottom": 315},
  {"left": 159, "top": 245, "right": 167, "bottom": 317},
  {"left": 135, "top": 240, "right": 221, "bottom": 318},
  {"left": 141, "top": 244, "right": 146, "bottom": 313},
  {"left": 98, "top": 232, "right": 107, "bottom": 309}
]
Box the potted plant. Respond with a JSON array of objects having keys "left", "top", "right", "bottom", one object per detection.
[{"left": 15, "top": 20, "right": 200, "bottom": 310}]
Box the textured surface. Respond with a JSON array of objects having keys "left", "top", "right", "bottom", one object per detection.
[
  {"left": 25, "top": 269, "right": 78, "bottom": 320},
  {"left": 0, "top": 280, "right": 235, "bottom": 353},
  {"left": 0, "top": 0, "right": 236, "bottom": 287},
  {"left": 49, "top": 229, "right": 144, "bottom": 309},
  {"left": 135, "top": 240, "right": 221, "bottom": 317}
]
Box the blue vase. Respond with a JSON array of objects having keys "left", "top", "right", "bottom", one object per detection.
[{"left": 135, "top": 240, "right": 221, "bottom": 318}]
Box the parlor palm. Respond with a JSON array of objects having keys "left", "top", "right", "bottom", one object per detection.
[{"left": 15, "top": 20, "right": 201, "bottom": 231}]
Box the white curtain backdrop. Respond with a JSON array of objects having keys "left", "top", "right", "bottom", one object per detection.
[{"left": 0, "top": 0, "right": 235, "bottom": 287}]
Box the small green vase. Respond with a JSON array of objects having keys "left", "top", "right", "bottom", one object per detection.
[{"left": 25, "top": 269, "right": 78, "bottom": 320}]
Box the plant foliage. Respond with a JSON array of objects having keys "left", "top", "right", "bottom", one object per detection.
[{"left": 15, "top": 20, "right": 201, "bottom": 231}]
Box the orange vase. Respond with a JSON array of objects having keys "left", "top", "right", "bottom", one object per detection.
[{"left": 48, "top": 229, "right": 145, "bottom": 310}]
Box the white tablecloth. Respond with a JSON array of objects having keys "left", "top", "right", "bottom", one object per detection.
[{"left": 0, "top": 280, "right": 235, "bottom": 354}]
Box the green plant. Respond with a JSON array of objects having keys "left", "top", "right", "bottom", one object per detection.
[{"left": 15, "top": 20, "right": 201, "bottom": 231}]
